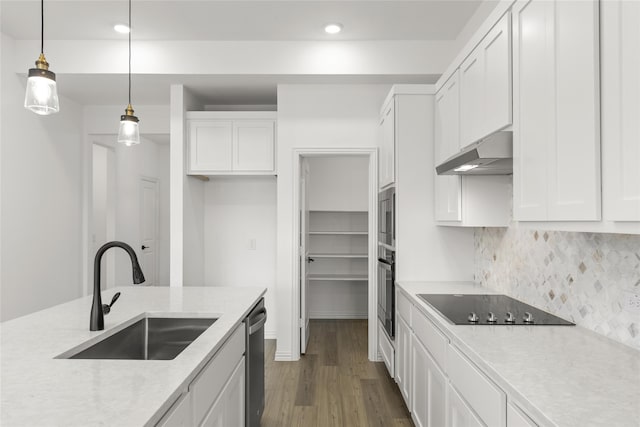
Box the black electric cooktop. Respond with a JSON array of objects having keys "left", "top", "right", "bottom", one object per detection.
[{"left": 418, "top": 294, "right": 574, "bottom": 326}]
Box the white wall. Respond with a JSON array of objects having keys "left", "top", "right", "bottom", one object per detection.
[
  {"left": 307, "top": 156, "right": 369, "bottom": 211},
  {"left": 1, "top": 34, "right": 84, "bottom": 321},
  {"left": 202, "top": 177, "right": 277, "bottom": 338},
  {"left": 169, "top": 85, "right": 205, "bottom": 287},
  {"left": 158, "top": 144, "right": 171, "bottom": 286},
  {"left": 275, "top": 84, "right": 390, "bottom": 359}
]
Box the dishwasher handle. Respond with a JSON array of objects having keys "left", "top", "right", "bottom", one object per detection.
[{"left": 248, "top": 307, "right": 267, "bottom": 335}]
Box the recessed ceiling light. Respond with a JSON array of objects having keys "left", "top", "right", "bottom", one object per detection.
[
  {"left": 114, "top": 24, "right": 130, "bottom": 34},
  {"left": 324, "top": 23, "right": 343, "bottom": 35}
]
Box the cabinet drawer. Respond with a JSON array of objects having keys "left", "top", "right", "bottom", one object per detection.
[
  {"left": 447, "top": 344, "right": 506, "bottom": 427},
  {"left": 190, "top": 324, "right": 245, "bottom": 425},
  {"left": 412, "top": 308, "right": 447, "bottom": 371},
  {"left": 378, "top": 322, "right": 395, "bottom": 378},
  {"left": 397, "top": 291, "right": 412, "bottom": 326}
]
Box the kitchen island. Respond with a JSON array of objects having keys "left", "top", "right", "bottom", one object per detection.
[
  {"left": 0, "top": 286, "right": 266, "bottom": 426},
  {"left": 396, "top": 281, "right": 640, "bottom": 427}
]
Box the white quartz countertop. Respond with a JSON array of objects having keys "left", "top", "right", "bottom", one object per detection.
[
  {"left": 397, "top": 281, "right": 640, "bottom": 427},
  {"left": 0, "top": 286, "right": 266, "bottom": 427}
]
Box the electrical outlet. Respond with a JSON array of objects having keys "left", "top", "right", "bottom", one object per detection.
[{"left": 623, "top": 289, "right": 640, "bottom": 314}]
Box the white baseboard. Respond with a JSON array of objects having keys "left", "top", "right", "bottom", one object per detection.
[
  {"left": 274, "top": 350, "right": 294, "bottom": 361},
  {"left": 309, "top": 311, "right": 368, "bottom": 319}
]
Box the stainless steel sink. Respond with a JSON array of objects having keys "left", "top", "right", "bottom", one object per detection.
[{"left": 67, "top": 317, "right": 218, "bottom": 360}]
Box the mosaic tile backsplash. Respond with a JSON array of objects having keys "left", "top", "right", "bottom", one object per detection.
[{"left": 474, "top": 227, "right": 640, "bottom": 349}]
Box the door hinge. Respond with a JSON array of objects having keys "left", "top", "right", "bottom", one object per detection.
[{"left": 299, "top": 318, "right": 304, "bottom": 327}]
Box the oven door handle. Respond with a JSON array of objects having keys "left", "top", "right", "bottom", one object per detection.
[{"left": 378, "top": 258, "right": 393, "bottom": 266}]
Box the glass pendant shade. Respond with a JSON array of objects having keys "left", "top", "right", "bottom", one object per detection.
[
  {"left": 24, "top": 59, "right": 59, "bottom": 115},
  {"left": 118, "top": 106, "right": 140, "bottom": 146}
]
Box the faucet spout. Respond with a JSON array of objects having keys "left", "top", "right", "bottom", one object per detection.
[{"left": 90, "top": 241, "right": 145, "bottom": 331}]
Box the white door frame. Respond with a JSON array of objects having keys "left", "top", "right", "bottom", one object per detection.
[
  {"left": 139, "top": 175, "right": 160, "bottom": 286},
  {"left": 291, "top": 148, "right": 379, "bottom": 362}
]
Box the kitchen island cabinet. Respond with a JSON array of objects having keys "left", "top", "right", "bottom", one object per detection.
[{"left": 0, "top": 286, "right": 265, "bottom": 426}]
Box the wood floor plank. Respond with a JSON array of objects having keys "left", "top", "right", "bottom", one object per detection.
[{"left": 263, "top": 320, "right": 413, "bottom": 427}]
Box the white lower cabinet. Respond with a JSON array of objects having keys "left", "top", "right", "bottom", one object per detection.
[
  {"left": 378, "top": 321, "right": 395, "bottom": 378},
  {"left": 156, "top": 324, "right": 245, "bottom": 427},
  {"left": 411, "top": 334, "right": 447, "bottom": 427},
  {"left": 395, "top": 315, "right": 412, "bottom": 408},
  {"left": 448, "top": 383, "right": 485, "bottom": 427},
  {"left": 201, "top": 357, "right": 245, "bottom": 427}
]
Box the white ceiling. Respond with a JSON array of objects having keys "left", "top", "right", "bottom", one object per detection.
[
  {"left": 2, "top": 0, "right": 484, "bottom": 105},
  {"left": 1, "top": 1, "right": 482, "bottom": 41}
]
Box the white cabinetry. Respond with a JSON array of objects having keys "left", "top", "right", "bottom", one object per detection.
[
  {"left": 378, "top": 322, "right": 395, "bottom": 378},
  {"left": 435, "top": 72, "right": 511, "bottom": 227},
  {"left": 411, "top": 334, "right": 447, "bottom": 427},
  {"left": 601, "top": 0, "right": 640, "bottom": 222},
  {"left": 187, "top": 112, "right": 276, "bottom": 175},
  {"left": 396, "top": 315, "right": 412, "bottom": 407},
  {"left": 157, "top": 324, "right": 245, "bottom": 427},
  {"left": 200, "top": 358, "right": 245, "bottom": 427},
  {"left": 512, "top": 0, "right": 600, "bottom": 221},
  {"left": 435, "top": 73, "right": 462, "bottom": 222},
  {"left": 459, "top": 12, "right": 512, "bottom": 148},
  {"left": 448, "top": 383, "right": 485, "bottom": 427},
  {"left": 379, "top": 99, "right": 396, "bottom": 189}
]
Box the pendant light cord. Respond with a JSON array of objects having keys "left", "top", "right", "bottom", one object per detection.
[
  {"left": 128, "top": 0, "right": 132, "bottom": 106},
  {"left": 40, "top": 0, "right": 44, "bottom": 54}
]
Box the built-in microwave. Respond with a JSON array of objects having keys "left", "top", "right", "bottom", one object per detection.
[{"left": 378, "top": 187, "right": 395, "bottom": 248}]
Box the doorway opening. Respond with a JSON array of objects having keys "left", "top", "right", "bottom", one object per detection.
[
  {"left": 295, "top": 149, "right": 378, "bottom": 361},
  {"left": 88, "top": 134, "right": 170, "bottom": 291}
]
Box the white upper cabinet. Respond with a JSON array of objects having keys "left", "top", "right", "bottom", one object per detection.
[
  {"left": 189, "top": 120, "right": 234, "bottom": 172},
  {"left": 379, "top": 98, "right": 396, "bottom": 189},
  {"left": 187, "top": 112, "right": 276, "bottom": 175},
  {"left": 435, "top": 72, "right": 462, "bottom": 222},
  {"left": 512, "top": 0, "right": 600, "bottom": 221},
  {"left": 233, "top": 121, "right": 275, "bottom": 172},
  {"left": 601, "top": 0, "right": 640, "bottom": 222},
  {"left": 459, "top": 12, "right": 512, "bottom": 148}
]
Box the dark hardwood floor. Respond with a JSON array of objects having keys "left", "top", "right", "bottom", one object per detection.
[{"left": 262, "top": 319, "right": 413, "bottom": 427}]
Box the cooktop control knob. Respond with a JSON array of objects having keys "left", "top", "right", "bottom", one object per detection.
[
  {"left": 487, "top": 312, "right": 497, "bottom": 323},
  {"left": 523, "top": 312, "right": 534, "bottom": 324},
  {"left": 468, "top": 312, "right": 479, "bottom": 323},
  {"left": 505, "top": 312, "right": 515, "bottom": 323}
]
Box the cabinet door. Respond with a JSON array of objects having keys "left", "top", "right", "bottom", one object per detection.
[
  {"left": 435, "top": 73, "right": 462, "bottom": 222},
  {"left": 380, "top": 101, "right": 395, "bottom": 188},
  {"left": 460, "top": 50, "right": 484, "bottom": 147},
  {"left": 512, "top": 0, "right": 553, "bottom": 220},
  {"left": 482, "top": 12, "right": 512, "bottom": 137},
  {"left": 395, "top": 316, "right": 412, "bottom": 408},
  {"left": 411, "top": 335, "right": 447, "bottom": 427},
  {"left": 233, "top": 121, "right": 275, "bottom": 172},
  {"left": 447, "top": 383, "right": 485, "bottom": 427},
  {"left": 513, "top": 0, "right": 600, "bottom": 221},
  {"left": 201, "top": 357, "right": 245, "bottom": 427},
  {"left": 547, "top": 0, "right": 600, "bottom": 220},
  {"left": 189, "top": 120, "right": 233, "bottom": 172},
  {"left": 601, "top": 0, "right": 640, "bottom": 221}
]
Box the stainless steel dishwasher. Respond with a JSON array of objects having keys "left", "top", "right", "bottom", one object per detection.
[{"left": 244, "top": 298, "right": 267, "bottom": 427}]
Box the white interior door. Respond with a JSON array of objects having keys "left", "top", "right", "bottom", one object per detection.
[
  {"left": 140, "top": 177, "right": 159, "bottom": 286},
  {"left": 299, "top": 159, "right": 311, "bottom": 354}
]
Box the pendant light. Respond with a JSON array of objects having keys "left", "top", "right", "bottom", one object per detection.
[
  {"left": 24, "top": 0, "right": 59, "bottom": 115},
  {"left": 117, "top": 0, "right": 140, "bottom": 146}
]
